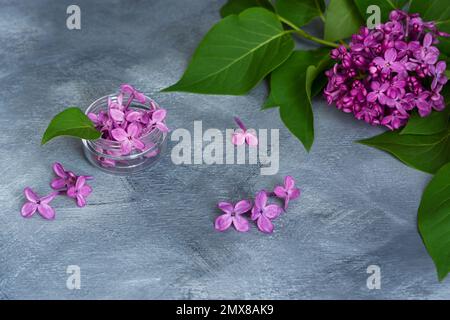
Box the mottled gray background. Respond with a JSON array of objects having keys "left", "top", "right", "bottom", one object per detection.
[{"left": 0, "top": 0, "right": 448, "bottom": 300}]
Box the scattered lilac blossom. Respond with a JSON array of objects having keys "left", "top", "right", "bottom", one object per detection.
[
  {"left": 67, "top": 176, "right": 93, "bottom": 207},
  {"left": 21, "top": 187, "right": 58, "bottom": 220},
  {"left": 273, "top": 176, "right": 301, "bottom": 210},
  {"left": 214, "top": 177, "right": 301, "bottom": 234},
  {"left": 231, "top": 117, "right": 258, "bottom": 146},
  {"left": 251, "top": 191, "right": 282, "bottom": 233},
  {"left": 324, "top": 10, "right": 449, "bottom": 130},
  {"left": 50, "top": 162, "right": 92, "bottom": 191},
  {"left": 214, "top": 200, "right": 252, "bottom": 232}
]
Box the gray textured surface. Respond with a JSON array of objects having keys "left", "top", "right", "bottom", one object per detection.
[{"left": 0, "top": 0, "right": 448, "bottom": 300}]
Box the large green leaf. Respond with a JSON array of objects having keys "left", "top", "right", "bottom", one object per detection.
[
  {"left": 324, "top": 0, "right": 363, "bottom": 42},
  {"left": 418, "top": 162, "right": 450, "bottom": 281},
  {"left": 42, "top": 107, "right": 101, "bottom": 145},
  {"left": 354, "top": 0, "right": 408, "bottom": 22},
  {"left": 358, "top": 129, "right": 450, "bottom": 174},
  {"left": 270, "top": 49, "right": 329, "bottom": 151},
  {"left": 401, "top": 109, "right": 449, "bottom": 135},
  {"left": 275, "top": 0, "right": 325, "bottom": 28},
  {"left": 220, "top": 0, "right": 274, "bottom": 17},
  {"left": 162, "top": 8, "right": 294, "bottom": 95},
  {"left": 410, "top": 0, "right": 450, "bottom": 55}
]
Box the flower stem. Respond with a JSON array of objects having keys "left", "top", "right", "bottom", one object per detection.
[
  {"left": 277, "top": 15, "right": 340, "bottom": 48},
  {"left": 234, "top": 116, "right": 247, "bottom": 131},
  {"left": 314, "top": 0, "right": 326, "bottom": 23}
]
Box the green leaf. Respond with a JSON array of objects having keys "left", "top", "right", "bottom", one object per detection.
[
  {"left": 410, "top": 0, "right": 450, "bottom": 56},
  {"left": 42, "top": 107, "right": 101, "bottom": 145},
  {"left": 401, "top": 109, "right": 449, "bottom": 135},
  {"left": 358, "top": 129, "right": 450, "bottom": 174},
  {"left": 162, "top": 8, "right": 295, "bottom": 95},
  {"left": 354, "top": 0, "right": 408, "bottom": 22},
  {"left": 270, "top": 49, "right": 329, "bottom": 151},
  {"left": 324, "top": 0, "right": 363, "bottom": 42},
  {"left": 220, "top": 0, "right": 274, "bottom": 17},
  {"left": 418, "top": 162, "right": 450, "bottom": 281},
  {"left": 262, "top": 92, "right": 278, "bottom": 109},
  {"left": 275, "top": 0, "right": 325, "bottom": 28}
]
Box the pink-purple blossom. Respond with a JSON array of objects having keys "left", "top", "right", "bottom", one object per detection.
[
  {"left": 214, "top": 176, "right": 301, "bottom": 234},
  {"left": 67, "top": 176, "right": 93, "bottom": 207},
  {"left": 231, "top": 117, "right": 258, "bottom": 146},
  {"left": 215, "top": 200, "right": 252, "bottom": 232},
  {"left": 273, "top": 176, "right": 301, "bottom": 210},
  {"left": 251, "top": 191, "right": 282, "bottom": 233},
  {"left": 21, "top": 187, "right": 58, "bottom": 220},
  {"left": 21, "top": 163, "right": 94, "bottom": 220},
  {"left": 324, "top": 10, "right": 448, "bottom": 130}
]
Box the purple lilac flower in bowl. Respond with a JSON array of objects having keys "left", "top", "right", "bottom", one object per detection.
[
  {"left": 82, "top": 84, "right": 168, "bottom": 175},
  {"left": 324, "top": 10, "right": 449, "bottom": 130}
]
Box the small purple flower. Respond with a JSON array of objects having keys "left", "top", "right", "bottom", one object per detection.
[
  {"left": 120, "top": 84, "right": 146, "bottom": 104},
  {"left": 430, "top": 61, "right": 448, "bottom": 91},
  {"left": 367, "top": 81, "right": 390, "bottom": 105},
  {"left": 111, "top": 122, "right": 146, "bottom": 155},
  {"left": 50, "top": 162, "right": 92, "bottom": 191},
  {"left": 231, "top": 117, "right": 258, "bottom": 146},
  {"left": 273, "top": 176, "right": 301, "bottom": 210},
  {"left": 373, "top": 48, "right": 405, "bottom": 74},
  {"left": 251, "top": 191, "right": 282, "bottom": 233},
  {"left": 149, "top": 109, "right": 169, "bottom": 132},
  {"left": 215, "top": 200, "right": 252, "bottom": 232},
  {"left": 67, "top": 176, "right": 92, "bottom": 207},
  {"left": 21, "top": 187, "right": 58, "bottom": 220}
]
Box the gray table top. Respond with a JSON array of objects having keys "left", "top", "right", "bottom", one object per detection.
[{"left": 0, "top": 0, "right": 448, "bottom": 299}]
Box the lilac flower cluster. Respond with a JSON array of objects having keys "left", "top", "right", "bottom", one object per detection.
[
  {"left": 215, "top": 176, "right": 301, "bottom": 233},
  {"left": 324, "top": 10, "right": 449, "bottom": 130},
  {"left": 88, "top": 84, "right": 169, "bottom": 157},
  {"left": 21, "top": 163, "right": 93, "bottom": 220}
]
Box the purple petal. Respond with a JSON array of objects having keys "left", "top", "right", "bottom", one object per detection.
[
  {"left": 111, "top": 128, "right": 128, "bottom": 141},
  {"left": 264, "top": 204, "right": 282, "bottom": 219},
  {"left": 50, "top": 178, "right": 66, "bottom": 190},
  {"left": 155, "top": 122, "right": 169, "bottom": 133},
  {"left": 75, "top": 176, "right": 86, "bottom": 189},
  {"left": 21, "top": 202, "right": 37, "bottom": 217},
  {"left": 24, "top": 187, "right": 38, "bottom": 203},
  {"left": 52, "top": 162, "right": 67, "bottom": 178},
  {"left": 152, "top": 109, "right": 167, "bottom": 122},
  {"left": 37, "top": 204, "right": 55, "bottom": 220},
  {"left": 110, "top": 108, "right": 125, "bottom": 122},
  {"left": 257, "top": 215, "right": 274, "bottom": 233},
  {"left": 214, "top": 214, "right": 232, "bottom": 231},
  {"left": 289, "top": 188, "right": 301, "bottom": 200},
  {"left": 373, "top": 57, "right": 385, "bottom": 66},
  {"left": 284, "top": 176, "right": 295, "bottom": 190},
  {"left": 218, "top": 202, "right": 234, "bottom": 214},
  {"left": 76, "top": 194, "right": 87, "bottom": 207},
  {"left": 40, "top": 192, "right": 57, "bottom": 205},
  {"left": 132, "top": 138, "right": 146, "bottom": 151},
  {"left": 273, "top": 186, "right": 286, "bottom": 199},
  {"left": 127, "top": 122, "right": 140, "bottom": 138},
  {"left": 79, "top": 185, "right": 92, "bottom": 197},
  {"left": 232, "top": 215, "right": 249, "bottom": 232},
  {"left": 120, "top": 140, "right": 132, "bottom": 155},
  {"left": 234, "top": 199, "right": 252, "bottom": 214},
  {"left": 244, "top": 132, "right": 258, "bottom": 146},
  {"left": 67, "top": 186, "right": 77, "bottom": 198},
  {"left": 254, "top": 190, "right": 267, "bottom": 208},
  {"left": 125, "top": 111, "right": 141, "bottom": 122},
  {"left": 231, "top": 131, "right": 245, "bottom": 145},
  {"left": 424, "top": 33, "right": 433, "bottom": 47},
  {"left": 385, "top": 48, "right": 397, "bottom": 62},
  {"left": 366, "top": 92, "right": 378, "bottom": 103},
  {"left": 251, "top": 206, "right": 261, "bottom": 221}
]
